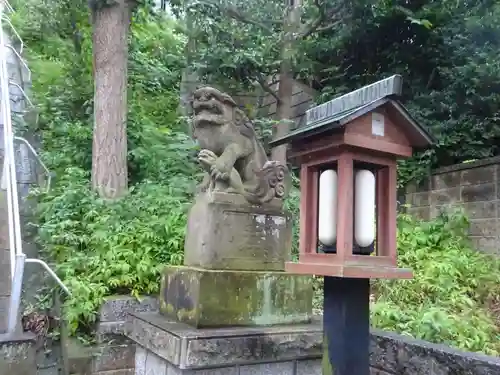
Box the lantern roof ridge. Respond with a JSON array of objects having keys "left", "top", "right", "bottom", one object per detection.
[{"left": 270, "top": 97, "right": 435, "bottom": 148}]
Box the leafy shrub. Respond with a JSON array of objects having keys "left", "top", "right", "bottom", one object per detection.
[
  {"left": 34, "top": 168, "right": 192, "bottom": 334},
  {"left": 14, "top": 1, "right": 196, "bottom": 335},
  {"left": 372, "top": 209, "right": 500, "bottom": 355}
]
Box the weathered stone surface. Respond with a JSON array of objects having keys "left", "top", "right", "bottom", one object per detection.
[
  {"left": 100, "top": 295, "right": 159, "bottom": 323},
  {"left": 0, "top": 250, "right": 10, "bottom": 297},
  {"left": 469, "top": 236, "right": 499, "bottom": 255},
  {"left": 184, "top": 192, "right": 291, "bottom": 271},
  {"left": 126, "top": 313, "right": 322, "bottom": 370},
  {"left": 92, "top": 343, "right": 135, "bottom": 373},
  {"left": 461, "top": 165, "right": 496, "bottom": 186},
  {"left": 96, "top": 321, "right": 131, "bottom": 343},
  {"left": 432, "top": 172, "right": 460, "bottom": 190},
  {"left": 409, "top": 192, "right": 430, "bottom": 207},
  {"left": 127, "top": 315, "right": 181, "bottom": 365},
  {"left": 430, "top": 188, "right": 461, "bottom": 206},
  {"left": 462, "top": 201, "right": 496, "bottom": 219},
  {"left": 239, "top": 361, "right": 294, "bottom": 375},
  {"left": 468, "top": 219, "right": 498, "bottom": 237},
  {"left": 296, "top": 359, "right": 321, "bottom": 375},
  {"left": 370, "top": 368, "right": 393, "bottom": 375},
  {"left": 127, "top": 313, "right": 500, "bottom": 375},
  {"left": 166, "top": 364, "right": 238, "bottom": 375},
  {"left": 159, "top": 266, "right": 312, "bottom": 328},
  {"left": 461, "top": 183, "right": 496, "bottom": 202},
  {"left": 0, "top": 334, "right": 37, "bottom": 375},
  {"left": 144, "top": 349, "right": 167, "bottom": 375},
  {"left": 370, "top": 329, "right": 500, "bottom": 375},
  {"left": 0, "top": 297, "right": 8, "bottom": 333},
  {"left": 433, "top": 157, "right": 500, "bottom": 175},
  {"left": 67, "top": 336, "right": 94, "bottom": 374},
  {"left": 135, "top": 345, "right": 146, "bottom": 375},
  {"left": 94, "top": 370, "right": 134, "bottom": 375}
]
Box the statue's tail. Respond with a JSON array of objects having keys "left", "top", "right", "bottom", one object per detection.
[{"left": 242, "top": 161, "right": 288, "bottom": 204}]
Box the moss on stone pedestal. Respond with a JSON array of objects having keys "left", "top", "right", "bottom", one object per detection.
[{"left": 159, "top": 266, "right": 313, "bottom": 328}]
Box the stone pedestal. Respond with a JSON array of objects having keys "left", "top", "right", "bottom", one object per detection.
[
  {"left": 127, "top": 189, "right": 316, "bottom": 374},
  {"left": 126, "top": 312, "right": 322, "bottom": 375},
  {"left": 159, "top": 266, "right": 312, "bottom": 328},
  {"left": 184, "top": 192, "right": 291, "bottom": 271}
]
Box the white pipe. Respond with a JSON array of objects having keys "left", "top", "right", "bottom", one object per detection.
[
  {"left": 0, "top": 3, "right": 18, "bottom": 278},
  {"left": 0, "top": 15, "right": 23, "bottom": 53},
  {"left": 9, "top": 80, "right": 34, "bottom": 107},
  {"left": 0, "top": 13, "right": 23, "bottom": 262},
  {"left": 25, "top": 258, "right": 71, "bottom": 296},
  {"left": 7, "top": 253, "right": 25, "bottom": 333},
  {"left": 15, "top": 136, "right": 51, "bottom": 191},
  {"left": 5, "top": 44, "right": 31, "bottom": 81}
]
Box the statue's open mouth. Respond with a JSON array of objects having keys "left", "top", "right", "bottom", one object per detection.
[
  {"left": 192, "top": 99, "right": 223, "bottom": 116},
  {"left": 193, "top": 99, "right": 224, "bottom": 126}
]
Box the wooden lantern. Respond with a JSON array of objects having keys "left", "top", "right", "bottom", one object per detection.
[{"left": 270, "top": 75, "right": 434, "bottom": 280}]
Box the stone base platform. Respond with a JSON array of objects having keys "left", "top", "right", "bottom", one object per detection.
[
  {"left": 126, "top": 312, "right": 323, "bottom": 375},
  {"left": 160, "top": 266, "right": 313, "bottom": 328}
]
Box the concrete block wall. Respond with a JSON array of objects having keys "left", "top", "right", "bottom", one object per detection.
[{"left": 405, "top": 157, "right": 500, "bottom": 255}]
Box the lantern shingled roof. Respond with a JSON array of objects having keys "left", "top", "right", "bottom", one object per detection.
[{"left": 270, "top": 75, "right": 435, "bottom": 149}]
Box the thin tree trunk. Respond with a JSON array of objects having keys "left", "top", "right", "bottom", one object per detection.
[
  {"left": 273, "top": 67, "right": 293, "bottom": 164},
  {"left": 91, "top": 0, "right": 131, "bottom": 199},
  {"left": 271, "top": 0, "right": 302, "bottom": 165},
  {"left": 179, "top": 12, "right": 199, "bottom": 123}
]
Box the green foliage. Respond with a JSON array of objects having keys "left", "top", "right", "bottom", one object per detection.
[
  {"left": 16, "top": 0, "right": 196, "bottom": 335},
  {"left": 34, "top": 169, "right": 189, "bottom": 334},
  {"left": 372, "top": 210, "right": 500, "bottom": 355},
  {"left": 306, "top": 0, "right": 500, "bottom": 187}
]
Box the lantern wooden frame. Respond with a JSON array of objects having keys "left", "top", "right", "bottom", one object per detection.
[
  {"left": 289, "top": 142, "right": 403, "bottom": 279},
  {"left": 271, "top": 96, "right": 434, "bottom": 280}
]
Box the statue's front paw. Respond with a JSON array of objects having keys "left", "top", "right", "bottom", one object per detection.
[{"left": 210, "top": 161, "right": 230, "bottom": 181}]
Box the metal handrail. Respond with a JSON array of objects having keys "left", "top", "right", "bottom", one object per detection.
[{"left": 14, "top": 136, "right": 51, "bottom": 191}]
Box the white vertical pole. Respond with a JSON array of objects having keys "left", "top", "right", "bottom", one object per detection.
[{"left": 0, "top": 1, "right": 24, "bottom": 283}]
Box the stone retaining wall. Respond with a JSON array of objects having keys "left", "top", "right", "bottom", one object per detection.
[
  {"left": 66, "top": 296, "right": 500, "bottom": 375},
  {"left": 405, "top": 157, "right": 500, "bottom": 255},
  {"left": 369, "top": 330, "right": 500, "bottom": 375},
  {"left": 125, "top": 306, "right": 500, "bottom": 375},
  {"left": 65, "top": 295, "right": 158, "bottom": 375}
]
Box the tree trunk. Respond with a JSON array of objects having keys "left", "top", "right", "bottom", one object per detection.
[
  {"left": 179, "top": 12, "right": 199, "bottom": 123},
  {"left": 273, "top": 68, "right": 293, "bottom": 164},
  {"left": 91, "top": 0, "right": 131, "bottom": 199},
  {"left": 271, "top": 0, "right": 302, "bottom": 165}
]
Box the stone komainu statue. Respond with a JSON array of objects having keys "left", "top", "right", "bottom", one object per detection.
[{"left": 191, "top": 86, "right": 288, "bottom": 205}]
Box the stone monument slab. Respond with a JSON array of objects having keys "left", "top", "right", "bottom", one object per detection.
[{"left": 184, "top": 192, "right": 291, "bottom": 271}]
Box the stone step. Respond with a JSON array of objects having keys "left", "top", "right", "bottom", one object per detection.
[{"left": 66, "top": 337, "right": 93, "bottom": 375}]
